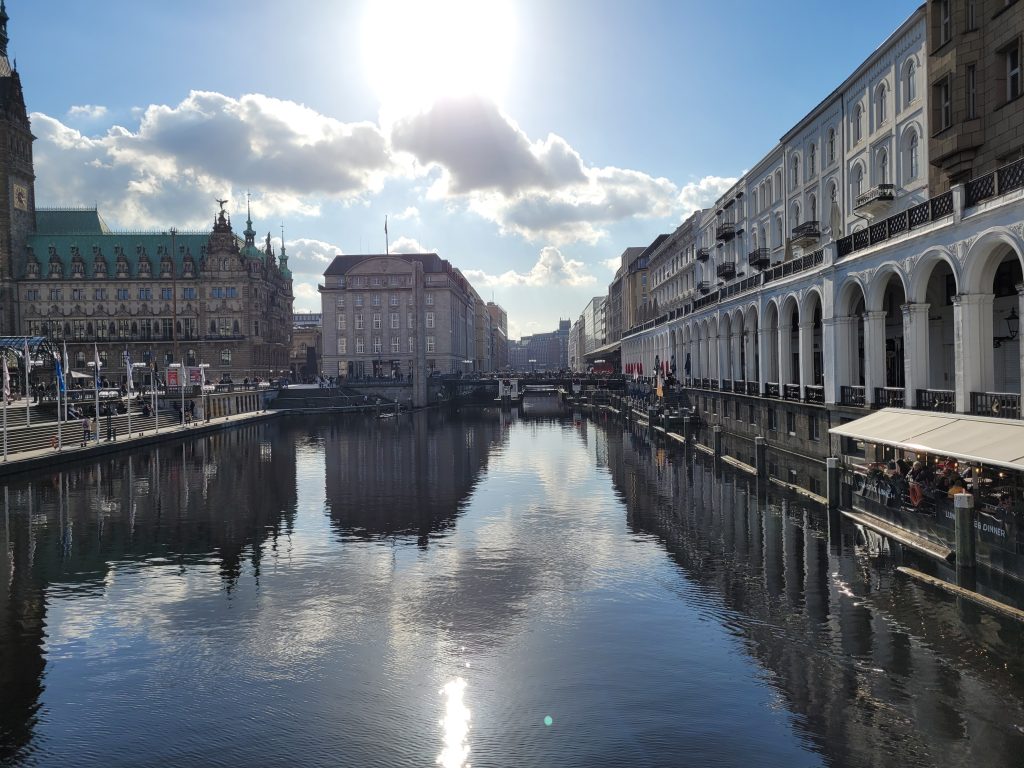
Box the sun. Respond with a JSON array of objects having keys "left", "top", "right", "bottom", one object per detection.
[{"left": 362, "top": 0, "right": 517, "bottom": 120}]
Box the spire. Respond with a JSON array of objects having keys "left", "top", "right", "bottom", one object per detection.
[
  {"left": 279, "top": 224, "right": 290, "bottom": 275},
  {"left": 0, "top": 1, "right": 12, "bottom": 73},
  {"left": 243, "top": 191, "right": 256, "bottom": 249}
]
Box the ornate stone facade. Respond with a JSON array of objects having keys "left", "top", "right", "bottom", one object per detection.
[{"left": 0, "top": 5, "right": 292, "bottom": 381}]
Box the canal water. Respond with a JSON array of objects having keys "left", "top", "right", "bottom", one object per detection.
[{"left": 2, "top": 410, "right": 1024, "bottom": 767}]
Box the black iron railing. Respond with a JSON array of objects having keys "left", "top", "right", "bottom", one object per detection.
[
  {"left": 716, "top": 260, "right": 736, "bottom": 279},
  {"left": 855, "top": 183, "right": 895, "bottom": 208},
  {"left": 805, "top": 384, "right": 825, "bottom": 404},
  {"left": 838, "top": 189, "right": 955, "bottom": 257},
  {"left": 716, "top": 222, "right": 737, "bottom": 241},
  {"left": 696, "top": 247, "right": 710, "bottom": 262},
  {"left": 733, "top": 380, "right": 745, "bottom": 394},
  {"left": 721, "top": 379, "right": 733, "bottom": 393},
  {"left": 761, "top": 249, "right": 824, "bottom": 285},
  {"left": 791, "top": 221, "right": 820, "bottom": 242},
  {"left": 840, "top": 385, "right": 866, "bottom": 407},
  {"left": 916, "top": 388, "right": 954, "bottom": 412},
  {"left": 783, "top": 383, "right": 801, "bottom": 401},
  {"left": 970, "top": 391, "right": 1021, "bottom": 419},
  {"left": 746, "top": 381, "right": 759, "bottom": 396},
  {"left": 764, "top": 382, "right": 780, "bottom": 398},
  {"left": 748, "top": 248, "right": 770, "bottom": 269},
  {"left": 874, "top": 386, "right": 905, "bottom": 408}
]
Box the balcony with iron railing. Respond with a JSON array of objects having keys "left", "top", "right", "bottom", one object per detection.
[
  {"left": 696, "top": 280, "right": 710, "bottom": 294},
  {"left": 783, "top": 383, "right": 801, "bottom": 401},
  {"left": 970, "top": 391, "right": 1021, "bottom": 420},
  {"left": 874, "top": 386, "right": 905, "bottom": 408},
  {"left": 916, "top": 389, "right": 954, "bottom": 412},
  {"left": 790, "top": 220, "right": 820, "bottom": 247},
  {"left": 696, "top": 247, "right": 710, "bottom": 263},
  {"left": 837, "top": 189, "right": 954, "bottom": 258},
  {"left": 748, "top": 248, "right": 770, "bottom": 270},
  {"left": 715, "top": 221, "right": 737, "bottom": 241},
  {"left": 854, "top": 183, "right": 895, "bottom": 215},
  {"left": 840, "top": 385, "right": 866, "bottom": 407},
  {"left": 716, "top": 259, "right": 736, "bottom": 279},
  {"left": 805, "top": 385, "right": 824, "bottom": 404}
]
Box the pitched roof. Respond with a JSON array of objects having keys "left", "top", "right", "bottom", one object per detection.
[
  {"left": 36, "top": 208, "right": 112, "bottom": 235},
  {"left": 323, "top": 252, "right": 445, "bottom": 276}
]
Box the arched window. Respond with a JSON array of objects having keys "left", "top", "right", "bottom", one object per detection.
[
  {"left": 775, "top": 215, "right": 783, "bottom": 244},
  {"left": 876, "top": 83, "right": 887, "bottom": 124},
  {"left": 854, "top": 104, "right": 863, "bottom": 142},
  {"left": 809, "top": 194, "right": 817, "bottom": 222},
  {"left": 853, "top": 164, "right": 864, "bottom": 198},
  {"left": 808, "top": 144, "right": 816, "bottom": 176},
  {"left": 827, "top": 128, "right": 836, "bottom": 164},
  {"left": 221, "top": 349, "right": 232, "bottom": 365},
  {"left": 904, "top": 59, "right": 917, "bottom": 105},
  {"left": 791, "top": 202, "right": 801, "bottom": 226},
  {"left": 877, "top": 149, "right": 888, "bottom": 185},
  {"left": 753, "top": 188, "right": 759, "bottom": 212},
  {"left": 775, "top": 170, "right": 782, "bottom": 199},
  {"left": 791, "top": 156, "right": 800, "bottom": 188},
  {"left": 904, "top": 130, "right": 919, "bottom": 180},
  {"left": 75, "top": 351, "right": 85, "bottom": 368}
]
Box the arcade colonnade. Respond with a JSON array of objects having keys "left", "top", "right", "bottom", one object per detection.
[{"left": 622, "top": 218, "right": 1024, "bottom": 416}]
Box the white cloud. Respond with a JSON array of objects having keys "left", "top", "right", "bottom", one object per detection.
[
  {"left": 390, "top": 235, "right": 431, "bottom": 253},
  {"left": 463, "top": 246, "right": 595, "bottom": 288},
  {"left": 33, "top": 90, "right": 397, "bottom": 228},
  {"left": 393, "top": 206, "right": 420, "bottom": 221},
  {"left": 67, "top": 104, "right": 108, "bottom": 120},
  {"left": 390, "top": 95, "right": 680, "bottom": 244},
  {"left": 603, "top": 256, "right": 620, "bottom": 272},
  {"left": 677, "top": 175, "right": 738, "bottom": 215},
  {"left": 283, "top": 237, "right": 342, "bottom": 272}
]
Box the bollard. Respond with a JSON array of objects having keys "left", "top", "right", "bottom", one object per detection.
[
  {"left": 712, "top": 425, "right": 723, "bottom": 457},
  {"left": 954, "top": 492, "right": 977, "bottom": 573},
  {"left": 755, "top": 436, "right": 767, "bottom": 479}
]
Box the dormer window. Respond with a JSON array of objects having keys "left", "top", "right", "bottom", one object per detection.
[
  {"left": 116, "top": 257, "right": 129, "bottom": 277},
  {"left": 48, "top": 256, "right": 63, "bottom": 279},
  {"left": 183, "top": 257, "right": 195, "bottom": 277},
  {"left": 160, "top": 257, "right": 173, "bottom": 278},
  {"left": 71, "top": 258, "right": 85, "bottom": 278},
  {"left": 138, "top": 257, "right": 152, "bottom": 277},
  {"left": 93, "top": 256, "right": 108, "bottom": 277}
]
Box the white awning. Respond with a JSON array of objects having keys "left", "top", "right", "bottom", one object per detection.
[{"left": 829, "top": 407, "right": 1024, "bottom": 472}]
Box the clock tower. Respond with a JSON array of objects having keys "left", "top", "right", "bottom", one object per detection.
[{"left": 0, "top": 0, "right": 35, "bottom": 334}]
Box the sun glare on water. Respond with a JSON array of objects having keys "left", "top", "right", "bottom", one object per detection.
[{"left": 362, "top": 0, "right": 517, "bottom": 119}]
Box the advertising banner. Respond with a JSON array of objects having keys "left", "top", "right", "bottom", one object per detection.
[{"left": 166, "top": 368, "right": 180, "bottom": 387}]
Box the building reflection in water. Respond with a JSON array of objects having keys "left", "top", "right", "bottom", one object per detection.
[
  {"left": 599, "top": 420, "right": 1024, "bottom": 767},
  {"left": 323, "top": 410, "right": 507, "bottom": 545},
  {"left": 0, "top": 424, "right": 298, "bottom": 765}
]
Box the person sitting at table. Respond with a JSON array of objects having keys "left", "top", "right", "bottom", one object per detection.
[{"left": 946, "top": 473, "right": 966, "bottom": 498}]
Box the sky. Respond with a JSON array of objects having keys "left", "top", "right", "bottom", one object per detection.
[{"left": 12, "top": 0, "right": 919, "bottom": 340}]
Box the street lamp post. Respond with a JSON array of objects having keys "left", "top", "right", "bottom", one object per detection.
[{"left": 199, "top": 363, "right": 211, "bottom": 422}]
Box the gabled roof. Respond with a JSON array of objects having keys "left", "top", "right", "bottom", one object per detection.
[{"left": 36, "top": 207, "right": 111, "bottom": 235}]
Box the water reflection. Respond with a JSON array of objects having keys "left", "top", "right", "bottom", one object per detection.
[
  {"left": 437, "top": 677, "right": 471, "bottom": 768},
  {"left": 324, "top": 410, "right": 506, "bottom": 542},
  {"left": 0, "top": 423, "right": 297, "bottom": 765},
  {"left": 1, "top": 412, "right": 1023, "bottom": 767},
  {"left": 604, "top": 420, "right": 1024, "bottom": 767}
]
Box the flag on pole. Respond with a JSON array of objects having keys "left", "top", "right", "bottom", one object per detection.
[
  {"left": 384, "top": 215, "right": 389, "bottom": 254},
  {"left": 2, "top": 355, "right": 10, "bottom": 403},
  {"left": 93, "top": 343, "right": 102, "bottom": 387},
  {"left": 60, "top": 342, "right": 69, "bottom": 394}
]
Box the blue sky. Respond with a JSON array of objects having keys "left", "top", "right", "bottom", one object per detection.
[{"left": 13, "top": 0, "right": 918, "bottom": 339}]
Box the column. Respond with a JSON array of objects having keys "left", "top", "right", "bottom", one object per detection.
[
  {"left": 863, "top": 311, "right": 887, "bottom": 407},
  {"left": 798, "top": 321, "right": 815, "bottom": 399},
  {"left": 822, "top": 317, "right": 840, "bottom": 405},
  {"left": 716, "top": 330, "right": 728, "bottom": 385},
  {"left": 745, "top": 329, "right": 757, "bottom": 383},
  {"left": 953, "top": 293, "right": 994, "bottom": 413},
  {"left": 757, "top": 328, "right": 772, "bottom": 392},
  {"left": 779, "top": 321, "right": 793, "bottom": 386},
  {"left": 1018, "top": 285, "right": 1024, "bottom": 403},
  {"left": 901, "top": 302, "right": 930, "bottom": 409}
]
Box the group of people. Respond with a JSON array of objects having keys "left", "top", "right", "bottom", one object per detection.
[{"left": 870, "top": 457, "right": 1018, "bottom": 517}]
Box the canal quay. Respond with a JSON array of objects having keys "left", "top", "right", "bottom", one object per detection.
[{"left": 3, "top": 408, "right": 1024, "bottom": 768}]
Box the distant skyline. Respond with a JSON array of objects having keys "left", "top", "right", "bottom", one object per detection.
[{"left": 13, "top": 0, "right": 918, "bottom": 339}]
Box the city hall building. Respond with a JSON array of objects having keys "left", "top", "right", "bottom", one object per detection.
[{"left": 0, "top": 5, "right": 293, "bottom": 381}]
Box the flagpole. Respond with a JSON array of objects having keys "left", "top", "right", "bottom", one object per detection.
[
  {"left": 126, "top": 351, "right": 132, "bottom": 439},
  {"left": 23, "top": 339, "right": 30, "bottom": 427},
  {"left": 3, "top": 358, "right": 8, "bottom": 462},
  {"left": 385, "top": 215, "right": 389, "bottom": 255},
  {"left": 93, "top": 343, "right": 101, "bottom": 443}
]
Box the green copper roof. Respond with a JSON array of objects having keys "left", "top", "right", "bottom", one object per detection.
[
  {"left": 24, "top": 231, "right": 218, "bottom": 279},
  {"left": 36, "top": 208, "right": 112, "bottom": 235}
]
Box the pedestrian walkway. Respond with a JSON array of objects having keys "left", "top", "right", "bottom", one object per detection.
[{"left": 0, "top": 408, "right": 279, "bottom": 477}]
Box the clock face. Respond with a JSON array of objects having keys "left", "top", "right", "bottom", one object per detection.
[{"left": 13, "top": 183, "right": 27, "bottom": 211}]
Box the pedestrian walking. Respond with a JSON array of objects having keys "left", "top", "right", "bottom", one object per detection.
[{"left": 81, "top": 416, "right": 90, "bottom": 447}]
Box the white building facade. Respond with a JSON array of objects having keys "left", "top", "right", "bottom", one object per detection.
[{"left": 622, "top": 5, "right": 1024, "bottom": 418}]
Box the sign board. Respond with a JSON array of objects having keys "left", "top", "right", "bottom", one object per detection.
[{"left": 166, "top": 368, "right": 180, "bottom": 387}]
